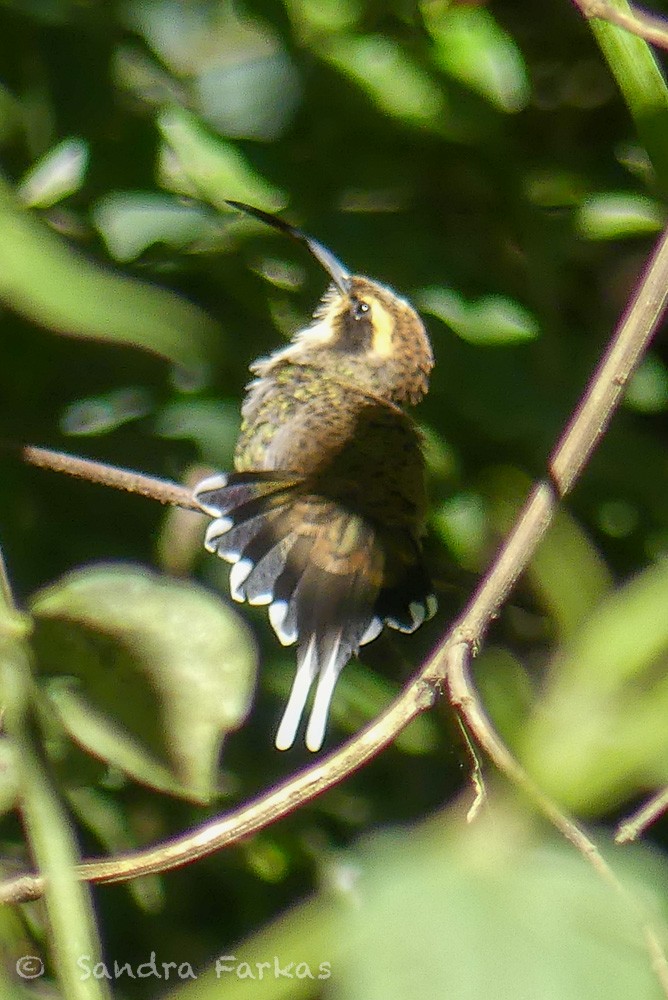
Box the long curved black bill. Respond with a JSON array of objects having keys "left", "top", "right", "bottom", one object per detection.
[{"left": 226, "top": 200, "right": 351, "bottom": 294}]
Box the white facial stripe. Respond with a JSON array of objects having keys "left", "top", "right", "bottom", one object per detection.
[{"left": 369, "top": 299, "right": 394, "bottom": 357}]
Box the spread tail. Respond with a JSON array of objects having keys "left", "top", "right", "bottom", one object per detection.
[{"left": 195, "top": 471, "right": 435, "bottom": 750}]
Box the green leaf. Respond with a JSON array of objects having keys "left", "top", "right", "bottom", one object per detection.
[
  {"left": 420, "top": 287, "right": 540, "bottom": 345},
  {"left": 588, "top": 0, "right": 668, "bottom": 188},
  {"left": 60, "top": 386, "right": 152, "bottom": 436},
  {"left": 45, "top": 680, "right": 199, "bottom": 799},
  {"left": 0, "top": 737, "right": 19, "bottom": 818},
  {"left": 336, "top": 809, "right": 668, "bottom": 1000},
  {"left": 0, "top": 171, "right": 218, "bottom": 373},
  {"left": 322, "top": 35, "right": 446, "bottom": 130},
  {"left": 625, "top": 355, "right": 668, "bottom": 413},
  {"left": 17, "top": 137, "right": 88, "bottom": 208},
  {"left": 30, "top": 565, "right": 257, "bottom": 801},
  {"left": 93, "top": 192, "right": 225, "bottom": 262},
  {"left": 577, "top": 192, "right": 665, "bottom": 239},
  {"left": 158, "top": 106, "right": 286, "bottom": 210},
  {"left": 485, "top": 466, "right": 613, "bottom": 637},
  {"left": 66, "top": 786, "right": 164, "bottom": 911},
  {"left": 433, "top": 491, "right": 488, "bottom": 567},
  {"left": 519, "top": 558, "right": 668, "bottom": 814},
  {"left": 1, "top": 639, "right": 111, "bottom": 1000},
  {"left": 425, "top": 4, "right": 530, "bottom": 113},
  {"left": 154, "top": 398, "right": 241, "bottom": 466}
]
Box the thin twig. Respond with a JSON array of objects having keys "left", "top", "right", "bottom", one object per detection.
[
  {"left": 21, "top": 446, "right": 199, "bottom": 511},
  {"left": 455, "top": 713, "right": 487, "bottom": 823},
  {"left": 575, "top": 0, "right": 668, "bottom": 50},
  {"left": 616, "top": 788, "right": 668, "bottom": 843}
]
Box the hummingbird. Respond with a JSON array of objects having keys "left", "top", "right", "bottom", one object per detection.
[{"left": 194, "top": 202, "right": 436, "bottom": 752}]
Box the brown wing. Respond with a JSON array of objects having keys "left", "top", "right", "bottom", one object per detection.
[{"left": 197, "top": 367, "right": 433, "bottom": 750}]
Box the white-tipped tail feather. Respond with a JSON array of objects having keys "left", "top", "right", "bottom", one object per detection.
[
  {"left": 305, "top": 637, "right": 345, "bottom": 752},
  {"left": 275, "top": 636, "right": 318, "bottom": 750},
  {"left": 194, "top": 470, "right": 436, "bottom": 752},
  {"left": 275, "top": 633, "right": 348, "bottom": 752}
]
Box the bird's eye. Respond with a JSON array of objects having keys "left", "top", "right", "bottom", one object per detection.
[{"left": 352, "top": 297, "right": 370, "bottom": 321}]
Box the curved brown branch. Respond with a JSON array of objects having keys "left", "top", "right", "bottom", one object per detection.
[{"left": 0, "top": 673, "right": 440, "bottom": 900}]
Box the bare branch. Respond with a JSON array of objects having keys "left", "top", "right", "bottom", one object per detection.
[
  {"left": 616, "top": 788, "right": 668, "bottom": 843},
  {"left": 575, "top": 0, "right": 668, "bottom": 50},
  {"left": 22, "top": 446, "right": 199, "bottom": 511},
  {"left": 0, "top": 671, "right": 440, "bottom": 900}
]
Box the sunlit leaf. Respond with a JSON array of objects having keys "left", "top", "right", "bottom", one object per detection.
[
  {"left": 286, "top": 0, "right": 361, "bottom": 34},
  {"left": 336, "top": 809, "right": 668, "bottom": 1000},
  {"left": 0, "top": 171, "right": 218, "bottom": 373},
  {"left": 625, "top": 355, "right": 668, "bottom": 413},
  {"left": 485, "top": 466, "right": 613, "bottom": 637},
  {"left": 420, "top": 287, "right": 540, "bottom": 345},
  {"left": 158, "top": 106, "right": 286, "bottom": 211},
  {"left": 577, "top": 192, "right": 665, "bottom": 239},
  {"left": 322, "top": 35, "right": 446, "bottom": 130},
  {"left": 0, "top": 738, "right": 19, "bottom": 818},
  {"left": 588, "top": 3, "right": 668, "bottom": 186},
  {"left": 433, "top": 492, "right": 488, "bottom": 569},
  {"left": 424, "top": 4, "right": 530, "bottom": 113},
  {"left": 195, "top": 53, "right": 301, "bottom": 141},
  {"left": 17, "top": 137, "right": 88, "bottom": 208},
  {"left": 93, "top": 192, "right": 224, "bottom": 262}
]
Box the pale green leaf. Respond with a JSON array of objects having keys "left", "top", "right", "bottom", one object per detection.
[
  {"left": 577, "top": 192, "right": 665, "bottom": 240},
  {"left": 17, "top": 137, "right": 88, "bottom": 208},
  {"left": 158, "top": 106, "right": 286, "bottom": 210},
  {"left": 93, "top": 192, "right": 224, "bottom": 262},
  {"left": 519, "top": 559, "right": 668, "bottom": 813},
  {"left": 336, "top": 809, "right": 667, "bottom": 1000},
  {"left": 31, "top": 565, "right": 257, "bottom": 800},
  {"left": 322, "top": 35, "right": 446, "bottom": 129},
  {"left": 0, "top": 171, "right": 218, "bottom": 372},
  {"left": 420, "top": 287, "right": 540, "bottom": 344},
  {"left": 425, "top": 4, "right": 530, "bottom": 113},
  {"left": 625, "top": 355, "right": 668, "bottom": 413}
]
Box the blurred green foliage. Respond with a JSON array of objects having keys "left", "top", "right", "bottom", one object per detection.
[{"left": 1, "top": 0, "right": 668, "bottom": 998}]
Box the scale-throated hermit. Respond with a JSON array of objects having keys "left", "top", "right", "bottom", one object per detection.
[{"left": 194, "top": 203, "right": 436, "bottom": 751}]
